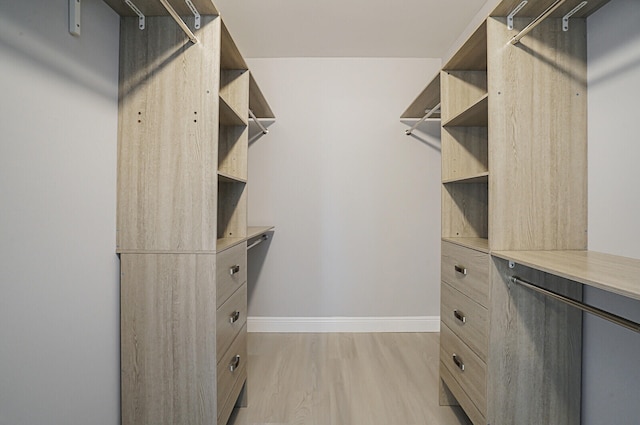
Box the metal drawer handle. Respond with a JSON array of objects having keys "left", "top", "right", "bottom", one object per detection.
[
  {"left": 453, "top": 309, "right": 466, "bottom": 324},
  {"left": 229, "top": 265, "right": 240, "bottom": 276},
  {"left": 454, "top": 265, "right": 467, "bottom": 276},
  {"left": 229, "top": 354, "right": 241, "bottom": 372},
  {"left": 229, "top": 311, "right": 240, "bottom": 324},
  {"left": 452, "top": 354, "right": 465, "bottom": 371}
]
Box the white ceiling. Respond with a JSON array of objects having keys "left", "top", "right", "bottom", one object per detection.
[{"left": 214, "top": 0, "right": 488, "bottom": 58}]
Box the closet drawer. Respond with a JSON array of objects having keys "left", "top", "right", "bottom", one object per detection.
[
  {"left": 216, "top": 242, "right": 247, "bottom": 308},
  {"left": 217, "top": 325, "right": 247, "bottom": 416},
  {"left": 216, "top": 283, "right": 247, "bottom": 360},
  {"left": 441, "top": 241, "right": 490, "bottom": 307},
  {"left": 441, "top": 281, "right": 488, "bottom": 361},
  {"left": 440, "top": 323, "right": 486, "bottom": 416}
]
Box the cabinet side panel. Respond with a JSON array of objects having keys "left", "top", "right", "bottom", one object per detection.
[
  {"left": 442, "top": 183, "right": 488, "bottom": 239},
  {"left": 117, "top": 16, "right": 220, "bottom": 251},
  {"left": 487, "top": 17, "right": 588, "bottom": 250},
  {"left": 121, "top": 254, "right": 217, "bottom": 425},
  {"left": 487, "top": 257, "right": 582, "bottom": 424}
]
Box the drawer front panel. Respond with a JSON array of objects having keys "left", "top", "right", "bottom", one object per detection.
[
  {"left": 216, "top": 242, "right": 247, "bottom": 308},
  {"left": 440, "top": 362, "right": 486, "bottom": 425},
  {"left": 441, "top": 241, "right": 490, "bottom": 307},
  {"left": 217, "top": 325, "right": 247, "bottom": 413},
  {"left": 440, "top": 323, "right": 486, "bottom": 415},
  {"left": 441, "top": 281, "right": 488, "bottom": 361},
  {"left": 216, "top": 283, "right": 247, "bottom": 360}
]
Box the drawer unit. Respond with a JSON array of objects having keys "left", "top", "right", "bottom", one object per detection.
[
  {"left": 216, "top": 283, "right": 247, "bottom": 360},
  {"left": 441, "top": 281, "right": 488, "bottom": 361},
  {"left": 441, "top": 241, "right": 490, "bottom": 307},
  {"left": 216, "top": 242, "right": 247, "bottom": 308},
  {"left": 440, "top": 323, "right": 486, "bottom": 416},
  {"left": 217, "top": 325, "right": 247, "bottom": 419}
]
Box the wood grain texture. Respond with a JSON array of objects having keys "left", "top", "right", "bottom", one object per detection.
[
  {"left": 228, "top": 333, "right": 472, "bottom": 425},
  {"left": 493, "top": 250, "right": 640, "bottom": 301},
  {"left": 249, "top": 73, "right": 275, "bottom": 119},
  {"left": 442, "top": 237, "right": 490, "bottom": 253},
  {"left": 103, "top": 0, "right": 219, "bottom": 16},
  {"left": 217, "top": 181, "right": 248, "bottom": 240},
  {"left": 444, "top": 21, "right": 487, "bottom": 71},
  {"left": 216, "top": 242, "right": 247, "bottom": 307},
  {"left": 441, "top": 72, "right": 487, "bottom": 123},
  {"left": 401, "top": 72, "right": 441, "bottom": 118},
  {"left": 487, "top": 17, "right": 587, "bottom": 251},
  {"left": 247, "top": 226, "right": 275, "bottom": 240},
  {"left": 439, "top": 364, "right": 485, "bottom": 425},
  {"left": 443, "top": 95, "right": 488, "bottom": 128},
  {"left": 220, "top": 96, "right": 247, "bottom": 126},
  {"left": 487, "top": 256, "right": 582, "bottom": 425},
  {"left": 441, "top": 241, "right": 491, "bottom": 309},
  {"left": 440, "top": 324, "right": 487, "bottom": 417},
  {"left": 441, "top": 282, "right": 489, "bottom": 361},
  {"left": 491, "top": 0, "right": 611, "bottom": 19},
  {"left": 220, "top": 21, "right": 248, "bottom": 70},
  {"left": 120, "top": 253, "right": 217, "bottom": 425},
  {"left": 218, "top": 125, "right": 248, "bottom": 180},
  {"left": 216, "top": 284, "right": 248, "bottom": 360},
  {"left": 441, "top": 183, "right": 488, "bottom": 240},
  {"left": 217, "top": 327, "right": 248, "bottom": 420},
  {"left": 441, "top": 126, "right": 488, "bottom": 182},
  {"left": 117, "top": 16, "right": 219, "bottom": 252},
  {"left": 220, "top": 70, "right": 249, "bottom": 122}
]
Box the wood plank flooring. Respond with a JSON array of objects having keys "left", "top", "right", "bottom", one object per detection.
[{"left": 227, "top": 333, "right": 472, "bottom": 425}]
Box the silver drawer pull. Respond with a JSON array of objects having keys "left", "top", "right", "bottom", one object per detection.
[
  {"left": 453, "top": 309, "right": 467, "bottom": 324},
  {"left": 452, "top": 354, "right": 465, "bottom": 371},
  {"left": 229, "top": 311, "right": 240, "bottom": 324},
  {"left": 229, "top": 265, "right": 240, "bottom": 276},
  {"left": 229, "top": 354, "right": 241, "bottom": 372},
  {"left": 454, "top": 265, "right": 467, "bottom": 276}
]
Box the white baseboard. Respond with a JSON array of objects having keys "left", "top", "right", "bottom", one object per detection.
[{"left": 247, "top": 316, "right": 440, "bottom": 333}]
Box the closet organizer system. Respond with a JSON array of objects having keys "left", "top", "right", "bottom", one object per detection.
[
  {"left": 103, "top": 1, "right": 274, "bottom": 424},
  {"left": 402, "top": 0, "right": 640, "bottom": 424}
]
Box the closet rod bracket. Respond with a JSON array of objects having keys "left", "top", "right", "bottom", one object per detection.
[
  {"left": 507, "top": 1, "right": 528, "bottom": 31},
  {"left": 563, "top": 1, "right": 588, "bottom": 31},
  {"left": 185, "top": 0, "right": 201, "bottom": 29},
  {"left": 510, "top": 0, "right": 567, "bottom": 45},
  {"left": 124, "top": 0, "right": 145, "bottom": 30},
  {"left": 405, "top": 103, "right": 441, "bottom": 136},
  {"left": 69, "top": 0, "right": 81, "bottom": 36}
]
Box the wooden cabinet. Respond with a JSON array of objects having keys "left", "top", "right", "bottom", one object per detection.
[
  {"left": 107, "top": 1, "right": 274, "bottom": 424},
  {"left": 404, "top": 0, "right": 613, "bottom": 423}
]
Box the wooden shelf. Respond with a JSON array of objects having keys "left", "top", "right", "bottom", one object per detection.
[
  {"left": 216, "top": 237, "right": 246, "bottom": 252},
  {"left": 249, "top": 74, "right": 275, "bottom": 119},
  {"left": 218, "top": 171, "right": 247, "bottom": 184},
  {"left": 401, "top": 73, "right": 441, "bottom": 119},
  {"left": 444, "top": 21, "right": 487, "bottom": 71},
  {"left": 443, "top": 172, "right": 488, "bottom": 184},
  {"left": 442, "top": 237, "right": 490, "bottom": 253},
  {"left": 492, "top": 250, "right": 640, "bottom": 301},
  {"left": 102, "top": 0, "right": 218, "bottom": 16},
  {"left": 220, "top": 21, "right": 247, "bottom": 70},
  {"left": 443, "top": 94, "right": 488, "bottom": 127},
  {"left": 490, "top": 0, "right": 611, "bottom": 20},
  {"left": 247, "top": 226, "right": 275, "bottom": 240},
  {"left": 219, "top": 96, "right": 247, "bottom": 126}
]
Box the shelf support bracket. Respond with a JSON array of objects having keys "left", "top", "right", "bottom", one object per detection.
[
  {"left": 124, "top": 0, "right": 145, "bottom": 30},
  {"left": 562, "top": 1, "right": 588, "bottom": 31},
  {"left": 158, "top": 0, "right": 199, "bottom": 44},
  {"left": 507, "top": 1, "right": 528, "bottom": 31},
  {"left": 510, "top": 0, "right": 567, "bottom": 45},
  {"left": 249, "top": 109, "right": 269, "bottom": 135},
  {"left": 405, "top": 103, "right": 441, "bottom": 136},
  {"left": 185, "top": 0, "right": 201, "bottom": 29},
  {"left": 69, "top": 0, "right": 81, "bottom": 36}
]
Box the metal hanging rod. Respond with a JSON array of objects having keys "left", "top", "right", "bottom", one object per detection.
[
  {"left": 510, "top": 0, "right": 567, "bottom": 45},
  {"left": 158, "top": 0, "right": 199, "bottom": 44},
  {"left": 249, "top": 109, "right": 269, "bottom": 135},
  {"left": 405, "top": 103, "right": 441, "bottom": 136},
  {"left": 247, "top": 234, "right": 269, "bottom": 250},
  {"left": 510, "top": 276, "right": 640, "bottom": 334}
]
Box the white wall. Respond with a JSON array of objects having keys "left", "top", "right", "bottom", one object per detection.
[
  {"left": 0, "top": 1, "right": 120, "bottom": 424},
  {"left": 246, "top": 58, "right": 442, "bottom": 329},
  {"left": 585, "top": 0, "right": 640, "bottom": 423}
]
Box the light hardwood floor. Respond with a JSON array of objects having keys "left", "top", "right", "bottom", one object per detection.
[{"left": 227, "top": 332, "right": 472, "bottom": 425}]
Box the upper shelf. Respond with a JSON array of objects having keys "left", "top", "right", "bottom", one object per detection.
[
  {"left": 492, "top": 250, "right": 640, "bottom": 302},
  {"left": 444, "top": 20, "right": 487, "bottom": 71},
  {"left": 401, "top": 73, "right": 441, "bottom": 119},
  {"left": 249, "top": 74, "right": 275, "bottom": 119},
  {"left": 220, "top": 21, "right": 248, "bottom": 70},
  {"left": 103, "top": 0, "right": 218, "bottom": 16},
  {"left": 443, "top": 94, "right": 488, "bottom": 127},
  {"left": 490, "top": 0, "right": 611, "bottom": 19}
]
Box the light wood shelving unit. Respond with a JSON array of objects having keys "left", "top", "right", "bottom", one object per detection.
[{"left": 108, "top": 2, "right": 275, "bottom": 424}]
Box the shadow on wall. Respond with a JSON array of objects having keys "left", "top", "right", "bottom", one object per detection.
[
  {"left": 400, "top": 119, "right": 441, "bottom": 152},
  {"left": 246, "top": 230, "right": 275, "bottom": 309}
]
